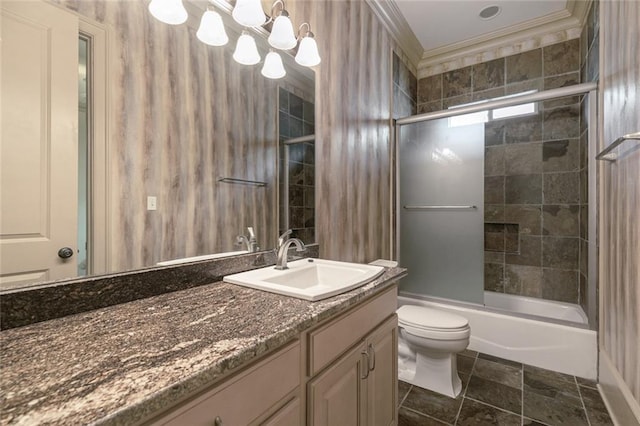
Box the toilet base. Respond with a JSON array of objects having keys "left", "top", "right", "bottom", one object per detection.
[{"left": 398, "top": 340, "right": 463, "bottom": 398}]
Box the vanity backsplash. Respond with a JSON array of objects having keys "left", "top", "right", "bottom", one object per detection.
[{"left": 0, "top": 245, "right": 319, "bottom": 330}]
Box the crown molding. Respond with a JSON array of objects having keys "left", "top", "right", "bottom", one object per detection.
[
  {"left": 365, "top": 0, "right": 423, "bottom": 71},
  {"left": 417, "top": 11, "right": 582, "bottom": 78},
  {"left": 567, "top": 0, "right": 593, "bottom": 27},
  {"left": 367, "top": 0, "right": 592, "bottom": 80}
]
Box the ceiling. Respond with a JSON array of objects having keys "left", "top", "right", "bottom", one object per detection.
[{"left": 393, "top": 0, "right": 568, "bottom": 53}]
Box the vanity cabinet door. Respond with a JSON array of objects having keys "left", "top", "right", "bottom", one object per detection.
[
  {"left": 365, "top": 315, "right": 398, "bottom": 426},
  {"left": 307, "top": 343, "right": 367, "bottom": 426},
  {"left": 307, "top": 314, "right": 399, "bottom": 426}
]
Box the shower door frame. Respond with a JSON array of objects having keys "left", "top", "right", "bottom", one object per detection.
[{"left": 392, "top": 82, "right": 599, "bottom": 326}]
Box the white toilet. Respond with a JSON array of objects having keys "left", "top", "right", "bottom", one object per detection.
[{"left": 397, "top": 305, "right": 471, "bottom": 398}]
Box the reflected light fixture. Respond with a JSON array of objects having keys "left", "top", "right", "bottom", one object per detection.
[
  {"left": 148, "top": 0, "right": 188, "bottom": 25},
  {"left": 197, "top": 9, "right": 229, "bottom": 46},
  {"left": 268, "top": 0, "right": 297, "bottom": 50},
  {"left": 232, "top": 0, "right": 266, "bottom": 27},
  {"left": 295, "top": 23, "right": 321, "bottom": 67},
  {"left": 233, "top": 31, "right": 261, "bottom": 65},
  {"left": 261, "top": 51, "right": 286, "bottom": 79}
]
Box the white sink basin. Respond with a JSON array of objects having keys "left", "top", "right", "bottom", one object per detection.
[{"left": 223, "top": 258, "right": 385, "bottom": 301}]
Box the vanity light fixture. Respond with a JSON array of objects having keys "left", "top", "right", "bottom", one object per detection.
[
  {"left": 232, "top": 0, "right": 267, "bottom": 28},
  {"left": 294, "top": 23, "right": 321, "bottom": 67},
  {"left": 261, "top": 50, "right": 286, "bottom": 79},
  {"left": 233, "top": 31, "right": 261, "bottom": 65},
  {"left": 267, "top": 0, "right": 297, "bottom": 50},
  {"left": 197, "top": 9, "right": 229, "bottom": 46},
  {"left": 148, "top": 0, "right": 188, "bottom": 25}
]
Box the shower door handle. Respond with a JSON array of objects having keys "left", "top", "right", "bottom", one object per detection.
[{"left": 403, "top": 205, "right": 477, "bottom": 210}]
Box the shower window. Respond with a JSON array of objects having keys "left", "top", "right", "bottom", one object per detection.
[{"left": 448, "top": 90, "right": 538, "bottom": 127}]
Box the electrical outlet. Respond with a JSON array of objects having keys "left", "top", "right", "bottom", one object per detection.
[{"left": 147, "top": 196, "right": 157, "bottom": 211}]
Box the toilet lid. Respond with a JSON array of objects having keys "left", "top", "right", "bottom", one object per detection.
[{"left": 397, "top": 305, "right": 469, "bottom": 331}]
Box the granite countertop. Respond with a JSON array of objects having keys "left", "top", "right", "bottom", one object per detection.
[{"left": 0, "top": 266, "right": 406, "bottom": 425}]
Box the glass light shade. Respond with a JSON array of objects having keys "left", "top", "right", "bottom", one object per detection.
[
  {"left": 295, "top": 36, "right": 321, "bottom": 67},
  {"left": 233, "top": 33, "right": 261, "bottom": 65},
  {"left": 148, "top": 0, "right": 188, "bottom": 25},
  {"left": 261, "top": 52, "right": 286, "bottom": 79},
  {"left": 268, "top": 14, "right": 297, "bottom": 50},
  {"left": 196, "top": 10, "right": 229, "bottom": 46},
  {"left": 232, "top": 0, "right": 266, "bottom": 27}
]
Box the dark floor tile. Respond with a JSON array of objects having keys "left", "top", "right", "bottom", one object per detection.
[
  {"left": 576, "top": 376, "right": 598, "bottom": 389},
  {"left": 523, "top": 365, "right": 574, "bottom": 383},
  {"left": 398, "top": 407, "right": 450, "bottom": 426},
  {"left": 402, "top": 383, "right": 463, "bottom": 424},
  {"left": 524, "top": 369, "right": 582, "bottom": 407},
  {"left": 457, "top": 398, "right": 521, "bottom": 426},
  {"left": 472, "top": 358, "right": 522, "bottom": 388},
  {"left": 478, "top": 353, "right": 522, "bottom": 369},
  {"left": 579, "top": 385, "right": 613, "bottom": 425},
  {"left": 457, "top": 354, "right": 476, "bottom": 374},
  {"left": 466, "top": 375, "right": 521, "bottom": 414},
  {"left": 461, "top": 349, "right": 479, "bottom": 358},
  {"left": 399, "top": 380, "right": 413, "bottom": 404},
  {"left": 523, "top": 389, "right": 588, "bottom": 426}
]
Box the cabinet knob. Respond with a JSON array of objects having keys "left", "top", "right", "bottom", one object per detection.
[{"left": 214, "top": 416, "right": 223, "bottom": 426}]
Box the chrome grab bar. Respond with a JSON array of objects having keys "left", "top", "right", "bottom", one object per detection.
[
  {"left": 403, "top": 205, "right": 477, "bottom": 210},
  {"left": 596, "top": 132, "right": 640, "bottom": 161}
]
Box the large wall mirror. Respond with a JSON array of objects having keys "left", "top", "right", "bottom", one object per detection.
[{"left": 0, "top": 0, "right": 316, "bottom": 290}]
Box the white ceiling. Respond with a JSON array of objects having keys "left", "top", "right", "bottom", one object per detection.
[{"left": 393, "top": 0, "right": 568, "bottom": 53}]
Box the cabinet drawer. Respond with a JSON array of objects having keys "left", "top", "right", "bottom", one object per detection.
[
  {"left": 308, "top": 286, "right": 397, "bottom": 375},
  {"left": 151, "top": 341, "right": 300, "bottom": 426}
]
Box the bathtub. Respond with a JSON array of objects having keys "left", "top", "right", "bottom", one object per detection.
[{"left": 398, "top": 291, "right": 598, "bottom": 380}]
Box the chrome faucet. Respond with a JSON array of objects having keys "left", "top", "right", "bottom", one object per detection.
[
  {"left": 236, "top": 226, "right": 259, "bottom": 253},
  {"left": 275, "top": 230, "right": 306, "bottom": 270}
]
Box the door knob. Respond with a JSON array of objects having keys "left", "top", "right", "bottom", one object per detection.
[{"left": 58, "top": 247, "right": 74, "bottom": 259}]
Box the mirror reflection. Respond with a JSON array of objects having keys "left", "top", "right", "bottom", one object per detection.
[{"left": 0, "top": 0, "right": 315, "bottom": 290}]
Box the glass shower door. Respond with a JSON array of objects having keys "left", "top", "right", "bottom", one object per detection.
[{"left": 398, "top": 117, "right": 484, "bottom": 304}]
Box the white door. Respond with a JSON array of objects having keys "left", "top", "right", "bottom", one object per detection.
[{"left": 0, "top": 1, "right": 79, "bottom": 289}]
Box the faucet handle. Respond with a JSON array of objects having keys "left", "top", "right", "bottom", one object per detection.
[{"left": 277, "top": 229, "right": 292, "bottom": 249}]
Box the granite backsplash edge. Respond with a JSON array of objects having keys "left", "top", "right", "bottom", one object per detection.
[{"left": 0, "top": 245, "right": 320, "bottom": 330}]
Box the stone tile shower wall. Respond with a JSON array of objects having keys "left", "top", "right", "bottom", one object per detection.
[
  {"left": 417, "top": 39, "right": 588, "bottom": 304},
  {"left": 278, "top": 87, "right": 316, "bottom": 244},
  {"left": 393, "top": 52, "right": 417, "bottom": 119}
]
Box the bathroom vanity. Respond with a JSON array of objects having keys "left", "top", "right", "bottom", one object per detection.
[{"left": 0, "top": 256, "right": 406, "bottom": 425}]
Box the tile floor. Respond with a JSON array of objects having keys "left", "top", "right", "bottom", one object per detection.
[{"left": 398, "top": 350, "right": 614, "bottom": 426}]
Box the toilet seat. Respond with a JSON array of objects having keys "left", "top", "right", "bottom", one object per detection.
[{"left": 397, "top": 305, "right": 470, "bottom": 340}]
